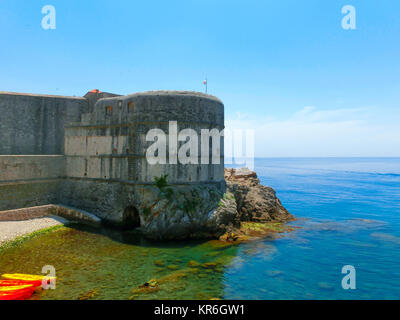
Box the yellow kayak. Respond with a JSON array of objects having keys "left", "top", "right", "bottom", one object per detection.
[
  {"left": 0, "top": 284, "right": 34, "bottom": 292},
  {"left": 2, "top": 274, "right": 56, "bottom": 287}
]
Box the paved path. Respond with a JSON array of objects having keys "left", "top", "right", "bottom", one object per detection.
[{"left": 0, "top": 216, "right": 68, "bottom": 246}]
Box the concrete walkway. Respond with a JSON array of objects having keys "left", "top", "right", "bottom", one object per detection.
[{"left": 0, "top": 216, "right": 68, "bottom": 246}]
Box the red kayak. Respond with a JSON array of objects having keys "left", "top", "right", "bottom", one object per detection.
[
  {"left": 2, "top": 274, "right": 55, "bottom": 287},
  {"left": 0, "top": 274, "right": 56, "bottom": 300},
  {"left": 0, "top": 290, "right": 34, "bottom": 300},
  {"left": 0, "top": 284, "right": 35, "bottom": 300}
]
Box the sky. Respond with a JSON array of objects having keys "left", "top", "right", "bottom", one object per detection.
[{"left": 0, "top": 0, "right": 399, "bottom": 157}]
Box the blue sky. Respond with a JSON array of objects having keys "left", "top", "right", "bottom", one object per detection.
[{"left": 1, "top": 0, "right": 399, "bottom": 156}]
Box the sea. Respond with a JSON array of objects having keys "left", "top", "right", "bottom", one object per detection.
[
  {"left": 224, "top": 157, "right": 400, "bottom": 299},
  {"left": 0, "top": 157, "right": 399, "bottom": 300}
]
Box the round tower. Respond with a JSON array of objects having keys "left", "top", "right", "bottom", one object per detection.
[
  {"left": 64, "top": 90, "right": 226, "bottom": 239},
  {"left": 93, "top": 90, "right": 225, "bottom": 187}
]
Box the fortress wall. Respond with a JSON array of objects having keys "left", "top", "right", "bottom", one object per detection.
[
  {"left": 127, "top": 92, "right": 225, "bottom": 184},
  {"left": 64, "top": 126, "right": 129, "bottom": 180},
  {"left": 58, "top": 179, "right": 134, "bottom": 222},
  {"left": 0, "top": 155, "right": 65, "bottom": 211},
  {"left": 132, "top": 121, "right": 224, "bottom": 183},
  {"left": 0, "top": 92, "right": 88, "bottom": 155},
  {"left": 64, "top": 96, "right": 130, "bottom": 181},
  {"left": 59, "top": 91, "right": 225, "bottom": 223},
  {"left": 0, "top": 180, "right": 62, "bottom": 212},
  {"left": 63, "top": 92, "right": 224, "bottom": 184},
  {"left": 0, "top": 155, "right": 65, "bottom": 181}
]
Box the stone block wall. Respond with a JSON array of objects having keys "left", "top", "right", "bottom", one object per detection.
[
  {"left": 0, "top": 155, "right": 65, "bottom": 211},
  {"left": 0, "top": 92, "right": 87, "bottom": 155}
]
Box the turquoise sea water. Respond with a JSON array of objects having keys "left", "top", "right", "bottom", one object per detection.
[
  {"left": 225, "top": 157, "right": 400, "bottom": 299},
  {"left": 1, "top": 158, "right": 399, "bottom": 300}
]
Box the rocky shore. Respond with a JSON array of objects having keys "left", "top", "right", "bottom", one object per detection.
[
  {"left": 225, "top": 168, "right": 294, "bottom": 222},
  {"left": 211, "top": 168, "right": 295, "bottom": 241},
  {"left": 135, "top": 167, "right": 294, "bottom": 240}
]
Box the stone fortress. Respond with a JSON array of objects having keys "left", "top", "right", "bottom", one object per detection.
[{"left": 0, "top": 90, "right": 226, "bottom": 239}]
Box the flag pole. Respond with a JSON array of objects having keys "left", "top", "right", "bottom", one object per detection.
[{"left": 203, "top": 77, "right": 208, "bottom": 94}]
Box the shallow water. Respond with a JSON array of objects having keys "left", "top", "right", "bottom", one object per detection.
[
  {"left": 0, "top": 226, "right": 242, "bottom": 300},
  {"left": 1, "top": 158, "right": 399, "bottom": 299}
]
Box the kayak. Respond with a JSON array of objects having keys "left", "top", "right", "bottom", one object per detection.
[
  {"left": 0, "top": 284, "right": 36, "bottom": 301},
  {"left": 0, "top": 285, "right": 35, "bottom": 293},
  {"left": 0, "top": 289, "right": 33, "bottom": 300},
  {"left": 0, "top": 280, "right": 34, "bottom": 287},
  {"left": 1, "top": 274, "right": 56, "bottom": 287}
]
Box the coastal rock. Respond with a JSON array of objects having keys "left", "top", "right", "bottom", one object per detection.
[
  {"left": 138, "top": 168, "right": 293, "bottom": 240},
  {"left": 224, "top": 168, "right": 294, "bottom": 222},
  {"left": 137, "top": 184, "right": 225, "bottom": 240}
]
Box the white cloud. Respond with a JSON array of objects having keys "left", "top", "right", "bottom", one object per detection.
[{"left": 225, "top": 106, "right": 400, "bottom": 157}]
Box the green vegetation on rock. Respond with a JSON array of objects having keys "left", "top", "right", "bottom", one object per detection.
[{"left": 154, "top": 174, "right": 169, "bottom": 190}]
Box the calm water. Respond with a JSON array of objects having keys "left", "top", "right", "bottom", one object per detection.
[
  {"left": 226, "top": 157, "right": 400, "bottom": 299},
  {"left": 1, "top": 158, "right": 399, "bottom": 299}
]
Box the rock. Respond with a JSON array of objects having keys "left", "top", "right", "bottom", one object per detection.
[
  {"left": 147, "top": 279, "right": 158, "bottom": 287},
  {"left": 188, "top": 260, "right": 200, "bottom": 267},
  {"left": 207, "top": 193, "right": 241, "bottom": 237},
  {"left": 138, "top": 279, "right": 159, "bottom": 289},
  {"left": 225, "top": 168, "right": 294, "bottom": 222},
  {"left": 225, "top": 167, "right": 257, "bottom": 180},
  {"left": 370, "top": 232, "right": 400, "bottom": 245},
  {"left": 201, "top": 262, "right": 218, "bottom": 269},
  {"left": 167, "top": 264, "right": 180, "bottom": 270},
  {"left": 78, "top": 289, "right": 98, "bottom": 300},
  {"left": 132, "top": 279, "right": 160, "bottom": 298},
  {"left": 265, "top": 270, "right": 285, "bottom": 277},
  {"left": 154, "top": 260, "right": 164, "bottom": 267},
  {"left": 304, "top": 219, "right": 386, "bottom": 233},
  {"left": 134, "top": 168, "right": 293, "bottom": 240},
  {"left": 138, "top": 184, "right": 226, "bottom": 240},
  {"left": 318, "top": 282, "right": 334, "bottom": 291}
]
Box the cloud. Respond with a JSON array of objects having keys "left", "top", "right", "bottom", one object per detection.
[{"left": 225, "top": 106, "right": 400, "bottom": 157}]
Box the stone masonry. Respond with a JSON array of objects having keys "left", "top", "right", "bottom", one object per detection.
[{"left": 0, "top": 90, "right": 226, "bottom": 239}]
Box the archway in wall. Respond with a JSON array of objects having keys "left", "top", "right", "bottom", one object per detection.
[{"left": 122, "top": 206, "right": 140, "bottom": 229}]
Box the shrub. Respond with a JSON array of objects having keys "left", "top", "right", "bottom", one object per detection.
[{"left": 154, "top": 174, "right": 168, "bottom": 190}]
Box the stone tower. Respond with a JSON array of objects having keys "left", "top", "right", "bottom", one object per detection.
[{"left": 0, "top": 90, "right": 226, "bottom": 239}]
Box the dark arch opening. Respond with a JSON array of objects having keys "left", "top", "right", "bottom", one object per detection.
[{"left": 123, "top": 206, "right": 140, "bottom": 229}]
